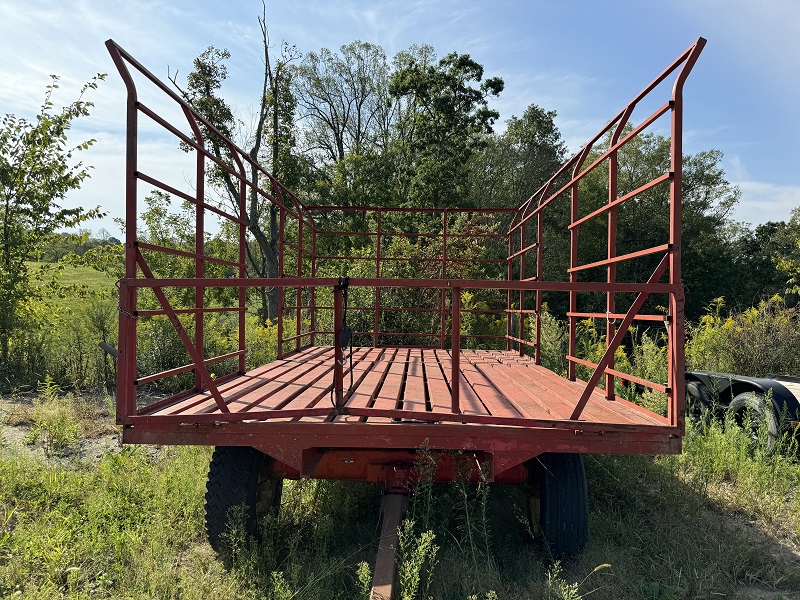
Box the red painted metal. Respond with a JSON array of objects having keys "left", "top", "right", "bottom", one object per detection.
[
  {"left": 451, "top": 288, "right": 461, "bottom": 414},
  {"left": 106, "top": 37, "right": 705, "bottom": 482}
]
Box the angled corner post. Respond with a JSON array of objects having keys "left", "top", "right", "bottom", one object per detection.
[
  {"left": 106, "top": 39, "right": 138, "bottom": 423},
  {"left": 669, "top": 37, "right": 706, "bottom": 428},
  {"left": 333, "top": 280, "right": 345, "bottom": 407}
]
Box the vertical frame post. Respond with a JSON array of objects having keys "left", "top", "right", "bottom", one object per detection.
[
  {"left": 297, "top": 219, "right": 303, "bottom": 352},
  {"left": 238, "top": 177, "right": 247, "bottom": 374},
  {"left": 518, "top": 222, "right": 526, "bottom": 356},
  {"left": 277, "top": 206, "right": 285, "bottom": 359},
  {"left": 535, "top": 210, "right": 543, "bottom": 365},
  {"left": 311, "top": 224, "right": 317, "bottom": 347},
  {"left": 451, "top": 287, "right": 461, "bottom": 414},
  {"left": 374, "top": 210, "right": 382, "bottom": 348},
  {"left": 440, "top": 210, "right": 448, "bottom": 349},
  {"left": 106, "top": 41, "right": 139, "bottom": 423},
  {"left": 568, "top": 147, "right": 592, "bottom": 381},
  {"left": 117, "top": 281, "right": 136, "bottom": 422},
  {"left": 183, "top": 107, "right": 206, "bottom": 391},
  {"left": 606, "top": 108, "right": 633, "bottom": 399},
  {"left": 333, "top": 284, "right": 345, "bottom": 407},
  {"left": 506, "top": 226, "right": 513, "bottom": 351},
  {"left": 668, "top": 38, "right": 705, "bottom": 427}
]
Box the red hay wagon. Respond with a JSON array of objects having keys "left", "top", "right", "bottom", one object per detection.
[{"left": 106, "top": 36, "right": 705, "bottom": 587}]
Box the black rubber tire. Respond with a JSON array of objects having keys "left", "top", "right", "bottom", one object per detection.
[
  {"left": 686, "top": 379, "right": 713, "bottom": 427},
  {"left": 205, "top": 446, "right": 283, "bottom": 556},
  {"left": 728, "top": 392, "right": 780, "bottom": 453},
  {"left": 530, "top": 453, "right": 589, "bottom": 557}
]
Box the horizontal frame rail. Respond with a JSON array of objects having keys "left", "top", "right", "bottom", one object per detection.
[
  {"left": 135, "top": 350, "right": 246, "bottom": 386},
  {"left": 125, "top": 276, "right": 678, "bottom": 294},
  {"left": 136, "top": 306, "right": 245, "bottom": 317},
  {"left": 568, "top": 245, "right": 671, "bottom": 273},
  {"left": 136, "top": 241, "right": 245, "bottom": 269}
]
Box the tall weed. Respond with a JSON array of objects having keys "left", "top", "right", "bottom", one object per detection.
[{"left": 26, "top": 376, "right": 80, "bottom": 455}]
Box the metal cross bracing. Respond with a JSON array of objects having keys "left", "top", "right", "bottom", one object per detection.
[{"left": 107, "top": 37, "right": 705, "bottom": 481}]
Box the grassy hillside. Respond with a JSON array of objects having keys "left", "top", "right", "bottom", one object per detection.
[{"left": 26, "top": 261, "right": 117, "bottom": 310}]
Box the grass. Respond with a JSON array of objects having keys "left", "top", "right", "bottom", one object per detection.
[
  {"left": 2, "top": 391, "right": 798, "bottom": 600},
  {"left": 26, "top": 261, "right": 117, "bottom": 312}
]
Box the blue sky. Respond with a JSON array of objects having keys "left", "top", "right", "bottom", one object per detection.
[{"left": 1, "top": 0, "right": 798, "bottom": 235}]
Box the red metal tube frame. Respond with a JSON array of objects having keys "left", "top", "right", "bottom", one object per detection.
[{"left": 108, "top": 36, "right": 703, "bottom": 438}]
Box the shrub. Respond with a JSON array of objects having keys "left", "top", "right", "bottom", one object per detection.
[{"left": 686, "top": 295, "right": 800, "bottom": 377}]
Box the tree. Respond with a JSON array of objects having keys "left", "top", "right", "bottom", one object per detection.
[
  {"left": 389, "top": 51, "right": 504, "bottom": 208},
  {"left": 0, "top": 74, "right": 105, "bottom": 367},
  {"left": 774, "top": 207, "right": 800, "bottom": 298},
  {"left": 730, "top": 219, "right": 795, "bottom": 306},
  {"left": 170, "top": 2, "right": 302, "bottom": 324},
  {"left": 467, "top": 103, "right": 566, "bottom": 209},
  {"left": 293, "top": 40, "right": 399, "bottom": 241},
  {"left": 294, "top": 41, "right": 392, "bottom": 165}
]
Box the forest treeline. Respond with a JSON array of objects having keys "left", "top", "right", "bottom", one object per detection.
[{"left": 1, "top": 18, "right": 799, "bottom": 391}]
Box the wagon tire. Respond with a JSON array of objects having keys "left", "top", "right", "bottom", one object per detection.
[
  {"left": 728, "top": 392, "right": 780, "bottom": 454},
  {"left": 529, "top": 453, "right": 589, "bottom": 557},
  {"left": 205, "top": 446, "right": 283, "bottom": 558},
  {"left": 686, "top": 380, "right": 713, "bottom": 427}
]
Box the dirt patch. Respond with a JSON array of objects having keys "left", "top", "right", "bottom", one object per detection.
[{"left": 0, "top": 392, "right": 122, "bottom": 464}]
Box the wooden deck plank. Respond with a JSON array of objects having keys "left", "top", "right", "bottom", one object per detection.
[
  {"left": 141, "top": 346, "right": 667, "bottom": 429},
  {"left": 423, "top": 349, "right": 453, "bottom": 413},
  {"left": 151, "top": 347, "right": 331, "bottom": 416},
  {"left": 344, "top": 348, "right": 398, "bottom": 410},
  {"left": 203, "top": 348, "right": 339, "bottom": 414},
  {"left": 330, "top": 348, "right": 398, "bottom": 423},
  {"left": 507, "top": 361, "right": 652, "bottom": 425},
  {"left": 457, "top": 352, "right": 524, "bottom": 419},
  {"left": 371, "top": 348, "right": 409, "bottom": 412},
  {"left": 279, "top": 347, "right": 376, "bottom": 412},
  {"left": 471, "top": 362, "right": 570, "bottom": 420},
  {"left": 260, "top": 347, "right": 378, "bottom": 414},
  {"left": 514, "top": 364, "right": 645, "bottom": 425},
  {"left": 179, "top": 348, "right": 333, "bottom": 415},
  {"left": 472, "top": 358, "right": 580, "bottom": 420},
  {"left": 402, "top": 349, "right": 428, "bottom": 412}
]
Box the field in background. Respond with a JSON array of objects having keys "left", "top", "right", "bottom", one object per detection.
[{"left": 26, "top": 261, "right": 117, "bottom": 310}]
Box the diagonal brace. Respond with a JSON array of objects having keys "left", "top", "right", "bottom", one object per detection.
[
  {"left": 136, "top": 251, "right": 230, "bottom": 413},
  {"left": 569, "top": 254, "right": 670, "bottom": 420}
]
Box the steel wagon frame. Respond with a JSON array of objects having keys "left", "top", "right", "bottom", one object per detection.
[{"left": 106, "top": 36, "right": 705, "bottom": 484}]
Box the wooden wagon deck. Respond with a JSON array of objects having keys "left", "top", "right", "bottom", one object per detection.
[{"left": 140, "top": 347, "right": 664, "bottom": 429}]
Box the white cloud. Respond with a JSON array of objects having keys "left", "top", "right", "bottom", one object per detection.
[
  {"left": 731, "top": 181, "right": 800, "bottom": 226},
  {"left": 724, "top": 154, "right": 750, "bottom": 182}
]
